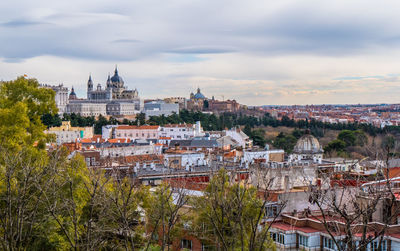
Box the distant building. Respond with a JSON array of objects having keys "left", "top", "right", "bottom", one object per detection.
[
  {"left": 224, "top": 128, "right": 252, "bottom": 148},
  {"left": 159, "top": 121, "right": 204, "bottom": 140},
  {"left": 289, "top": 134, "right": 324, "bottom": 163},
  {"left": 46, "top": 121, "right": 94, "bottom": 144},
  {"left": 164, "top": 97, "right": 187, "bottom": 109},
  {"left": 187, "top": 88, "right": 206, "bottom": 110},
  {"left": 144, "top": 100, "right": 179, "bottom": 118},
  {"left": 113, "top": 125, "right": 160, "bottom": 140},
  {"left": 66, "top": 66, "right": 143, "bottom": 117},
  {"left": 164, "top": 152, "right": 206, "bottom": 169},
  {"left": 208, "top": 99, "right": 240, "bottom": 113},
  {"left": 170, "top": 137, "right": 219, "bottom": 151}
]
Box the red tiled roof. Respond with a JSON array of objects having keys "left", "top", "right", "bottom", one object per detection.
[
  {"left": 389, "top": 233, "right": 400, "bottom": 239},
  {"left": 388, "top": 167, "right": 400, "bottom": 179},
  {"left": 124, "top": 154, "right": 163, "bottom": 163},
  {"left": 270, "top": 222, "right": 320, "bottom": 233},
  {"left": 80, "top": 138, "right": 91, "bottom": 143},
  {"left": 108, "top": 138, "right": 131, "bottom": 143}
]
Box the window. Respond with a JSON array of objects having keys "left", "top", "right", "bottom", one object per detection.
[
  {"left": 323, "top": 236, "right": 334, "bottom": 250},
  {"left": 181, "top": 239, "right": 192, "bottom": 250},
  {"left": 265, "top": 204, "right": 281, "bottom": 218},
  {"left": 371, "top": 240, "right": 387, "bottom": 251},
  {"left": 270, "top": 233, "right": 285, "bottom": 245},
  {"left": 298, "top": 235, "right": 308, "bottom": 247}
]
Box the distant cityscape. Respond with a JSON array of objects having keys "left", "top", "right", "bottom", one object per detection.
[{"left": 42, "top": 67, "right": 400, "bottom": 131}]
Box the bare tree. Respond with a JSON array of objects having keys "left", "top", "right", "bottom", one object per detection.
[
  {"left": 308, "top": 146, "right": 400, "bottom": 251},
  {"left": 144, "top": 179, "right": 190, "bottom": 251}
]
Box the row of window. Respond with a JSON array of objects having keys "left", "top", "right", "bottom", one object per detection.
[
  {"left": 270, "top": 232, "right": 285, "bottom": 244},
  {"left": 322, "top": 236, "right": 387, "bottom": 251},
  {"left": 116, "top": 133, "right": 157, "bottom": 138}
]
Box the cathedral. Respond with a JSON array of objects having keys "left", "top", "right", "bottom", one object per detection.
[
  {"left": 87, "top": 66, "right": 139, "bottom": 101},
  {"left": 64, "top": 66, "right": 142, "bottom": 117}
]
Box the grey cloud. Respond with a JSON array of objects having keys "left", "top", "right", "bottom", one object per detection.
[
  {"left": 168, "top": 45, "right": 236, "bottom": 54},
  {"left": 2, "top": 0, "right": 400, "bottom": 61},
  {"left": 1, "top": 20, "right": 50, "bottom": 27},
  {"left": 111, "top": 39, "right": 142, "bottom": 44}
]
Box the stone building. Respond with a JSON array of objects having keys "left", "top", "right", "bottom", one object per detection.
[
  {"left": 65, "top": 66, "right": 142, "bottom": 116},
  {"left": 46, "top": 121, "right": 94, "bottom": 144},
  {"left": 207, "top": 99, "right": 240, "bottom": 113},
  {"left": 289, "top": 133, "right": 324, "bottom": 163},
  {"left": 144, "top": 100, "right": 179, "bottom": 118},
  {"left": 187, "top": 88, "right": 206, "bottom": 110}
]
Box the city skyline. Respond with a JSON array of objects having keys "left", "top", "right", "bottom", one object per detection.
[{"left": 2, "top": 0, "right": 400, "bottom": 105}]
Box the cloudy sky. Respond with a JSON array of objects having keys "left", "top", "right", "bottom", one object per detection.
[{"left": 1, "top": 0, "right": 400, "bottom": 105}]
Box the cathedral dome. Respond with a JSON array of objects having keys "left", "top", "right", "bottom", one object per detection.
[
  {"left": 293, "top": 134, "right": 323, "bottom": 154},
  {"left": 111, "top": 67, "right": 124, "bottom": 84},
  {"left": 69, "top": 87, "right": 77, "bottom": 100},
  {"left": 193, "top": 88, "right": 205, "bottom": 99}
]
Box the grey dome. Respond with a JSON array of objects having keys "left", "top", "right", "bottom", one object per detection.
[
  {"left": 111, "top": 67, "right": 124, "bottom": 83},
  {"left": 193, "top": 88, "right": 205, "bottom": 99},
  {"left": 293, "top": 134, "right": 323, "bottom": 154}
]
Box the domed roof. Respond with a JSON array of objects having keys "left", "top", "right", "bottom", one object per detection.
[
  {"left": 69, "top": 87, "right": 76, "bottom": 96},
  {"left": 193, "top": 88, "right": 205, "bottom": 99},
  {"left": 110, "top": 66, "right": 124, "bottom": 84},
  {"left": 293, "top": 134, "right": 323, "bottom": 154},
  {"left": 69, "top": 87, "right": 77, "bottom": 100}
]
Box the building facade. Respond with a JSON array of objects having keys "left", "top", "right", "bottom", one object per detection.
[
  {"left": 113, "top": 125, "right": 160, "bottom": 140},
  {"left": 144, "top": 100, "right": 179, "bottom": 118},
  {"left": 46, "top": 121, "right": 94, "bottom": 144},
  {"left": 65, "top": 66, "right": 142, "bottom": 117}
]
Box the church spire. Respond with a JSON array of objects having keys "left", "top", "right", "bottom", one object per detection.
[
  {"left": 114, "top": 65, "right": 118, "bottom": 75},
  {"left": 87, "top": 74, "right": 93, "bottom": 92}
]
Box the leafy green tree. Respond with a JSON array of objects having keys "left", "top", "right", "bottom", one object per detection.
[
  {"left": 251, "top": 129, "right": 267, "bottom": 147},
  {"left": 337, "top": 130, "right": 357, "bottom": 147},
  {"left": 94, "top": 114, "right": 108, "bottom": 134},
  {"left": 0, "top": 77, "right": 59, "bottom": 249},
  {"left": 354, "top": 130, "right": 367, "bottom": 146},
  {"left": 243, "top": 124, "right": 252, "bottom": 137},
  {"left": 273, "top": 132, "right": 297, "bottom": 153},
  {"left": 203, "top": 99, "right": 209, "bottom": 109},
  {"left": 324, "top": 139, "right": 346, "bottom": 154}
]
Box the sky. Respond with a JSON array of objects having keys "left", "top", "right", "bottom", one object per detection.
[{"left": 1, "top": 0, "right": 400, "bottom": 105}]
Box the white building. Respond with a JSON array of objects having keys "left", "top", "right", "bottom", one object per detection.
[
  {"left": 242, "top": 149, "right": 285, "bottom": 164},
  {"left": 67, "top": 101, "right": 108, "bottom": 116},
  {"left": 99, "top": 144, "right": 162, "bottom": 157},
  {"left": 224, "top": 128, "right": 252, "bottom": 148},
  {"left": 159, "top": 123, "right": 198, "bottom": 140},
  {"left": 65, "top": 67, "right": 143, "bottom": 116},
  {"left": 164, "top": 152, "right": 206, "bottom": 169},
  {"left": 113, "top": 125, "right": 160, "bottom": 140},
  {"left": 144, "top": 100, "right": 179, "bottom": 118},
  {"left": 46, "top": 121, "right": 94, "bottom": 144}
]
